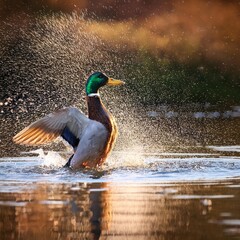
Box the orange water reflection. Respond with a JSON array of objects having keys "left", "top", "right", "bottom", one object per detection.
[{"left": 0, "top": 181, "right": 240, "bottom": 239}]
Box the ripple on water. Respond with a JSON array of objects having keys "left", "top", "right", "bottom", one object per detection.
[{"left": 0, "top": 150, "right": 240, "bottom": 184}]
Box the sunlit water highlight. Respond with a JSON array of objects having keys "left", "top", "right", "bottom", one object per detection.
[
  {"left": 1, "top": 149, "right": 240, "bottom": 240},
  {"left": 1, "top": 146, "right": 240, "bottom": 184}
]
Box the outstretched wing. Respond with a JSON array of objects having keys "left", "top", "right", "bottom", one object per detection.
[{"left": 13, "top": 107, "right": 90, "bottom": 146}]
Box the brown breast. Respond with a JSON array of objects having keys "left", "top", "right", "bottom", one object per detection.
[{"left": 85, "top": 96, "right": 118, "bottom": 166}]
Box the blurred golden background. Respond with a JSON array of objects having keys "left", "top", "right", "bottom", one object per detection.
[{"left": 1, "top": 0, "right": 239, "bottom": 71}]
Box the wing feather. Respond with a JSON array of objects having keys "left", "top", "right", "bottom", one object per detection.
[{"left": 13, "top": 107, "right": 90, "bottom": 146}]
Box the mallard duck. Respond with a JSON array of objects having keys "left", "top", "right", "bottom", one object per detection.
[{"left": 13, "top": 72, "right": 125, "bottom": 169}]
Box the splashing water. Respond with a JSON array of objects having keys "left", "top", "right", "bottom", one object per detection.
[
  {"left": 0, "top": 13, "right": 148, "bottom": 157},
  {"left": 1, "top": 13, "right": 128, "bottom": 113},
  {"left": 1, "top": 13, "right": 240, "bottom": 171},
  {"left": 0, "top": 146, "right": 240, "bottom": 184},
  {"left": 22, "top": 149, "right": 66, "bottom": 167}
]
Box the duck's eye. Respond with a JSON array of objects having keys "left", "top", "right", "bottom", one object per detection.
[{"left": 98, "top": 74, "right": 104, "bottom": 79}]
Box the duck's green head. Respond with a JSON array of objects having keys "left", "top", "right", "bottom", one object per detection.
[{"left": 86, "top": 72, "right": 124, "bottom": 96}]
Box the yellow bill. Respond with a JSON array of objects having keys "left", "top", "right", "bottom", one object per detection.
[{"left": 107, "top": 78, "right": 125, "bottom": 86}]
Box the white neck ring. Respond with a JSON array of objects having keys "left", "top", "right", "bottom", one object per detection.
[{"left": 88, "top": 93, "right": 100, "bottom": 97}]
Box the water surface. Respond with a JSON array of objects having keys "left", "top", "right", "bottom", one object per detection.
[{"left": 0, "top": 146, "right": 240, "bottom": 240}]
